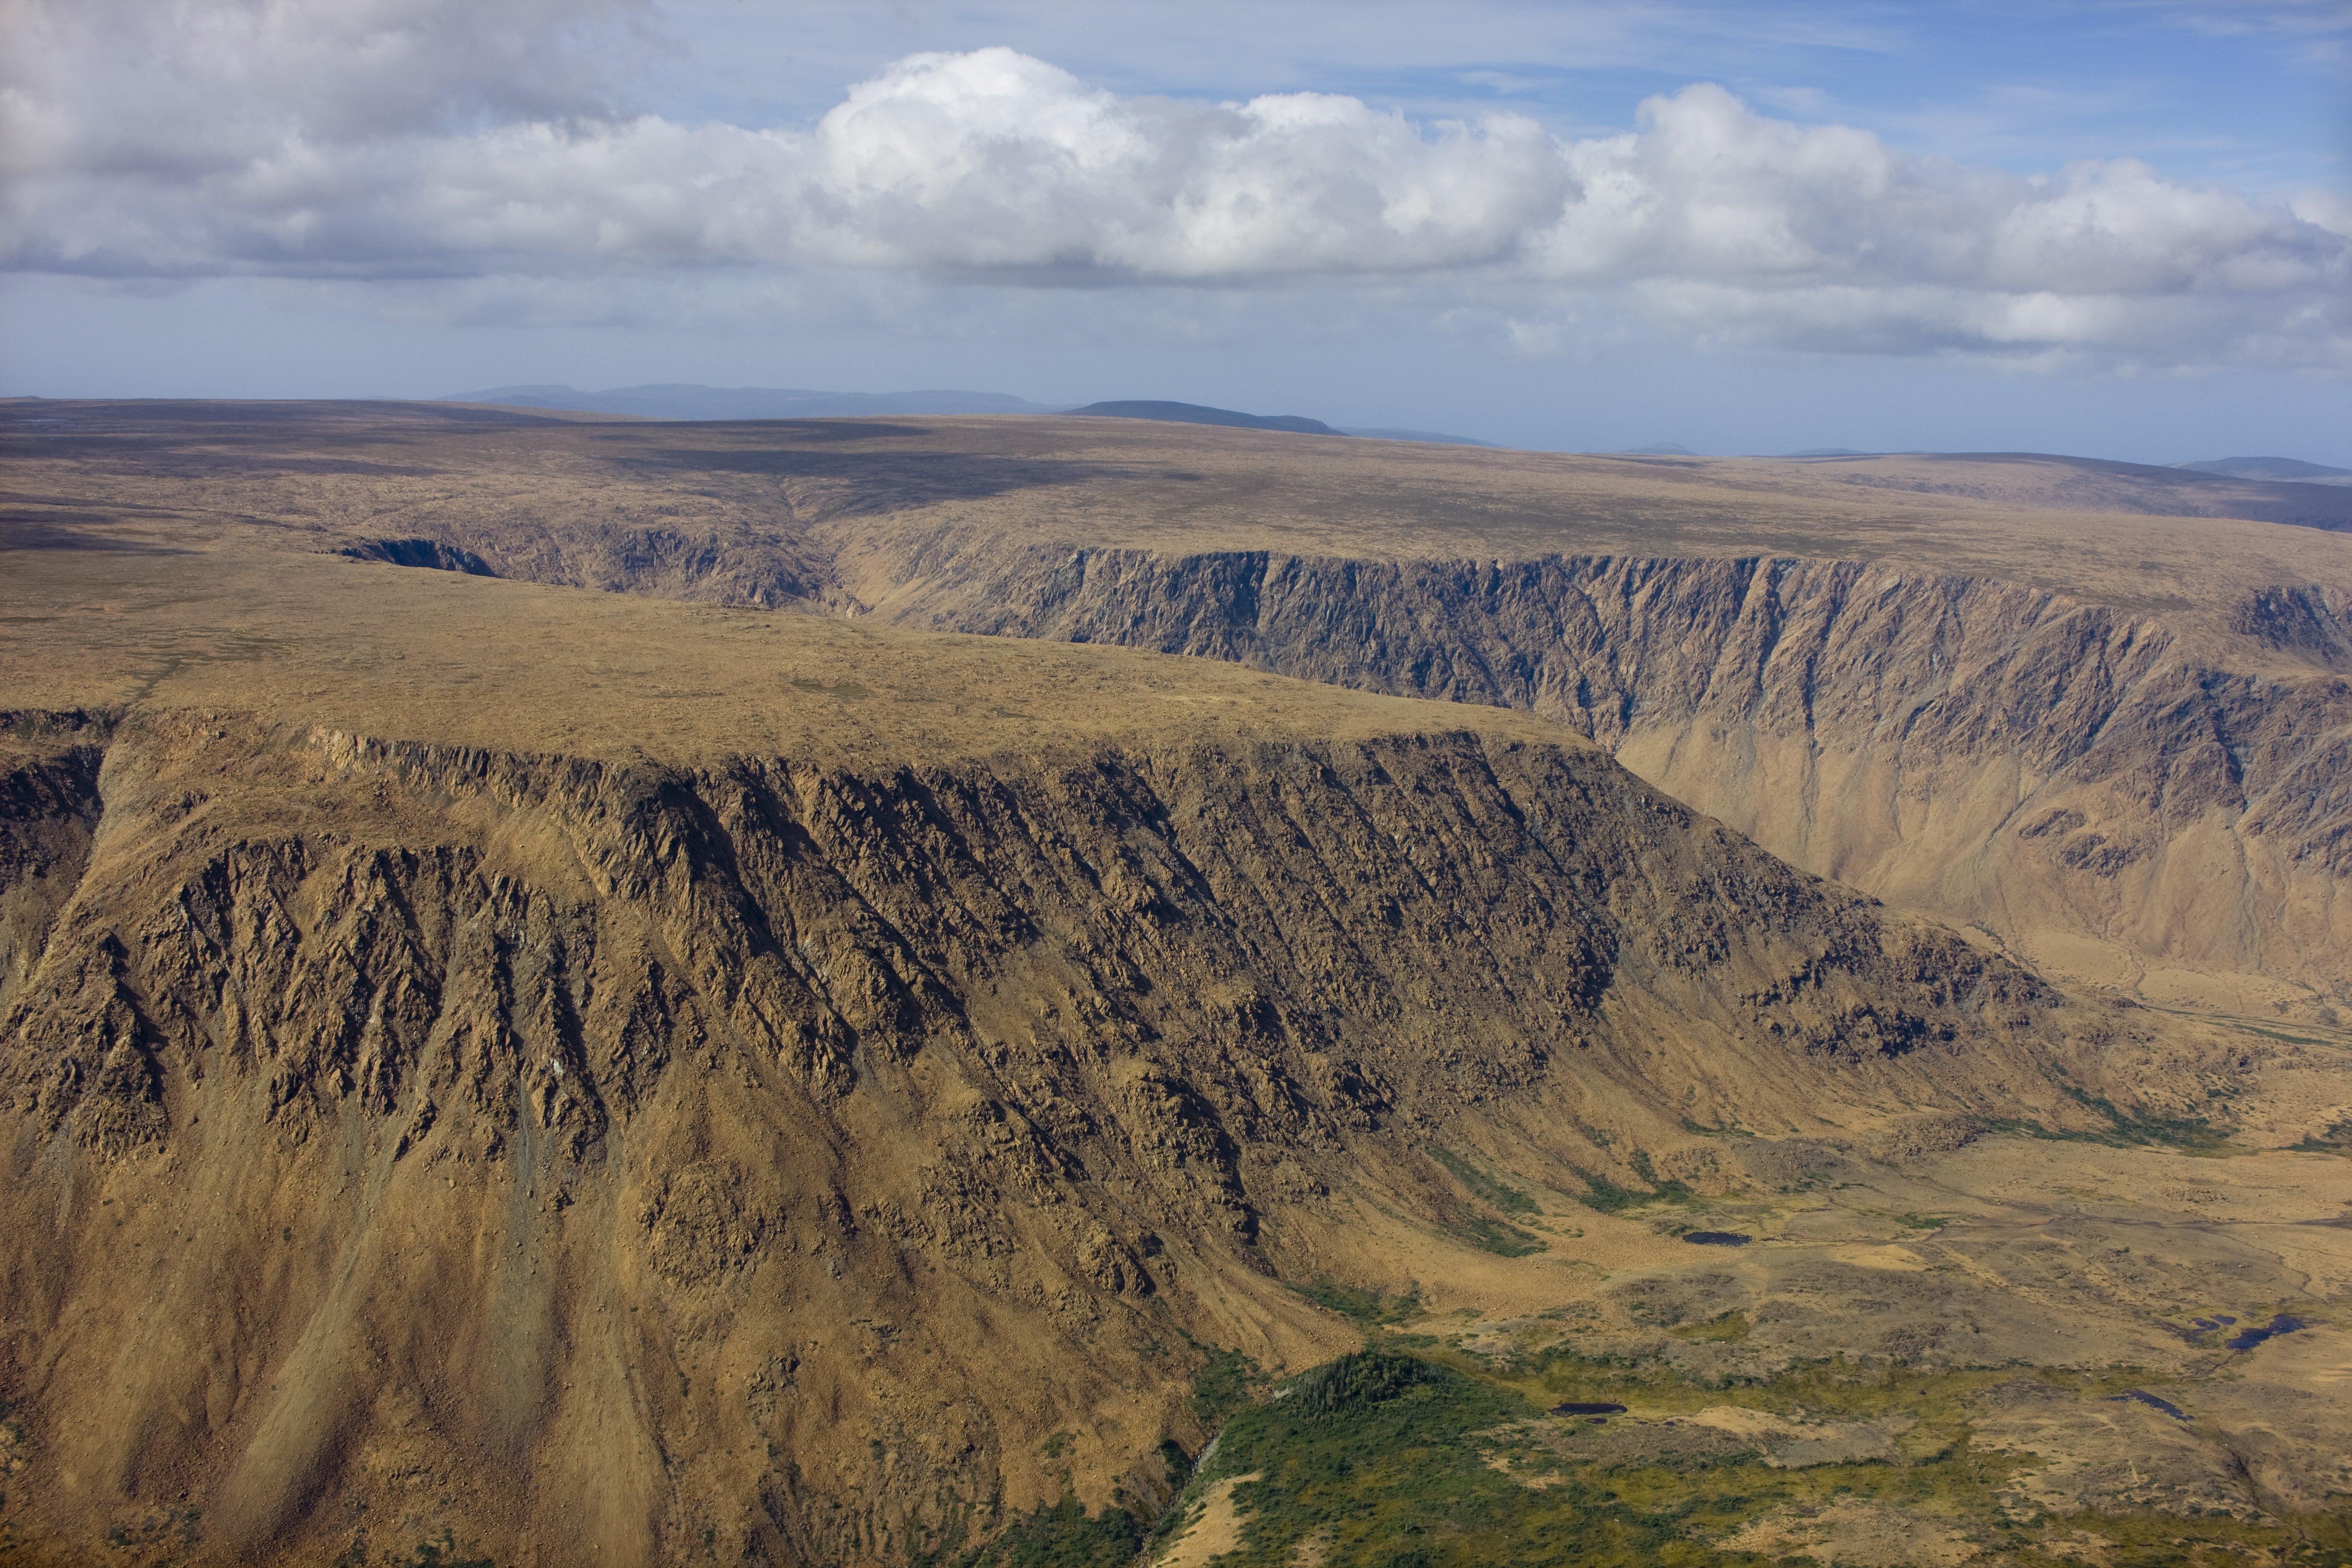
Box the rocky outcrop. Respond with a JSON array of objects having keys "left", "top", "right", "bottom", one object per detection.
[
  {"left": 330, "top": 510, "right": 2352, "bottom": 1003},
  {"left": 2230, "top": 582, "right": 2352, "bottom": 669},
  {"left": 0, "top": 711, "right": 111, "bottom": 1017},
  {"left": 335, "top": 509, "right": 830, "bottom": 609},
  {"left": 0, "top": 707, "right": 2157, "bottom": 1565},
  {"left": 16, "top": 402, "right": 2348, "bottom": 1010},
  {"left": 837, "top": 538, "right": 2352, "bottom": 1008},
  {"left": 338, "top": 537, "right": 499, "bottom": 575}
]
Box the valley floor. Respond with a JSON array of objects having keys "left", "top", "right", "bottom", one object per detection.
[{"left": 1122, "top": 1106, "right": 2352, "bottom": 1568}]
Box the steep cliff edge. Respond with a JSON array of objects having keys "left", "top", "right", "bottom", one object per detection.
[
  {"left": 13, "top": 405, "right": 2352, "bottom": 1023},
  {"left": 0, "top": 700, "right": 2188, "bottom": 1567},
  {"left": 17, "top": 400, "right": 2351, "bottom": 1012},
  {"left": 841, "top": 537, "right": 2352, "bottom": 1014}
]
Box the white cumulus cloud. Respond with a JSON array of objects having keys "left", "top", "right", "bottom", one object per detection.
[{"left": 2, "top": 3, "right": 2345, "bottom": 370}]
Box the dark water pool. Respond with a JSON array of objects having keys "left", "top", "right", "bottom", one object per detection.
[
  {"left": 2107, "top": 1390, "right": 2188, "bottom": 1421},
  {"left": 1551, "top": 1401, "right": 1628, "bottom": 1416},
  {"left": 2190, "top": 1315, "right": 2238, "bottom": 1331},
  {"left": 1681, "top": 1231, "right": 1751, "bottom": 1246},
  {"left": 2225, "top": 1314, "right": 2306, "bottom": 1351}
]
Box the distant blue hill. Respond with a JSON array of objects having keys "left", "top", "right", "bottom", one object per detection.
[
  {"left": 442, "top": 384, "right": 1059, "bottom": 419},
  {"left": 1343, "top": 426, "right": 1496, "bottom": 447},
  {"left": 1068, "top": 400, "right": 1342, "bottom": 436},
  {"left": 1075, "top": 403, "right": 1494, "bottom": 445},
  {"left": 442, "top": 384, "right": 1495, "bottom": 446},
  {"left": 2177, "top": 456, "right": 2352, "bottom": 485}
]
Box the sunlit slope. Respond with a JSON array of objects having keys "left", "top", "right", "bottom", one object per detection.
[{"left": 0, "top": 521, "right": 2244, "bottom": 1566}]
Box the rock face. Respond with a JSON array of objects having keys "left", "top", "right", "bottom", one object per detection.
[
  {"left": 0, "top": 707, "right": 2145, "bottom": 1566},
  {"left": 11, "top": 403, "right": 2349, "bottom": 1014},
  {"left": 303, "top": 499, "right": 2352, "bottom": 1014},
  {"left": 836, "top": 541, "right": 2352, "bottom": 1010}
]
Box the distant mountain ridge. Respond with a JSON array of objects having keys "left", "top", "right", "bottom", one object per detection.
[
  {"left": 1067, "top": 399, "right": 1341, "bottom": 435},
  {"left": 441, "top": 384, "right": 1493, "bottom": 446},
  {"left": 1068, "top": 401, "right": 1494, "bottom": 446},
  {"left": 1338, "top": 426, "right": 1496, "bottom": 447},
  {"left": 2178, "top": 456, "right": 2352, "bottom": 486}
]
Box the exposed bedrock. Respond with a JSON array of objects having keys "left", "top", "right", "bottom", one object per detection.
[
  {"left": 840, "top": 539, "right": 2352, "bottom": 1008},
  {"left": 0, "top": 709, "right": 2168, "bottom": 1565},
  {"left": 350, "top": 513, "right": 834, "bottom": 608}
]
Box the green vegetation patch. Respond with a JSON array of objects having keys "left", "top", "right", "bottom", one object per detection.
[
  {"left": 1188, "top": 1345, "right": 1264, "bottom": 1427},
  {"left": 1449, "top": 1215, "right": 1546, "bottom": 1257},
  {"left": 1151, "top": 1338, "right": 2350, "bottom": 1568},
  {"left": 2062, "top": 1088, "right": 2246, "bottom": 1156},
  {"left": 1188, "top": 1351, "right": 1542, "bottom": 1567},
  {"left": 1571, "top": 1171, "right": 1646, "bottom": 1213},
  {"left": 1290, "top": 1277, "right": 1424, "bottom": 1328},
  {"left": 2289, "top": 1116, "right": 2352, "bottom": 1156},
  {"left": 2053, "top": 1504, "right": 2352, "bottom": 1566},
  {"left": 955, "top": 1493, "right": 1142, "bottom": 1568},
  {"left": 1571, "top": 1158, "right": 1697, "bottom": 1215},
  {"left": 1427, "top": 1148, "right": 1540, "bottom": 1214},
  {"left": 1664, "top": 1312, "right": 1751, "bottom": 1344},
  {"left": 1976, "top": 1090, "right": 2246, "bottom": 1158},
  {"left": 2223, "top": 1019, "right": 2343, "bottom": 1049},
  {"left": 1422, "top": 1147, "right": 1547, "bottom": 1253}
]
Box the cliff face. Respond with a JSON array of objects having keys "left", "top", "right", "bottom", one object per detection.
[
  {"left": 12, "top": 403, "right": 2350, "bottom": 1015},
  {"left": 840, "top": 539, "right": 2352, "bottom": 1010},
  {"left": 0, "top": 707, "right": 2141, "bottom": 1566},
  {"left": 0, "top": 714, "right": 107, "bottom": 1019}
]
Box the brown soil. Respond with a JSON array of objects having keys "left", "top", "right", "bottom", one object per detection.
[{"left": 1153, "top": 1471, "right": 1259, "bottom": 1568}]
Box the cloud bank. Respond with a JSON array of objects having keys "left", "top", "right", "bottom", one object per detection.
[{"left": 5, "top": 3, "right": 2345, "bottom": 369}]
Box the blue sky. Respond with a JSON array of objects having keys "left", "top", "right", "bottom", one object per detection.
[
  {"left": 3, "top": 0, "right": 2347, "bottom": 461},
  {"left": 657, "top": 1, "right": 2349, "bottom": 188}
]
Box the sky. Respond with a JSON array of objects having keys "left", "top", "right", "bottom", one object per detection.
[{"left": 2, "top": 0, "right": 2348, "bottom": 461}]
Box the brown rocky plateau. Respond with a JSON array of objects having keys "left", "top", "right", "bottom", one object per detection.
[{"left": 0, "top": 401, "right": 2346, "bottom": 1567}]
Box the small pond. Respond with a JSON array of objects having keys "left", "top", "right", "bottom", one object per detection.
[{"left": 2225, "top": 1314, "right": 2306, "bottom": 1351}]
